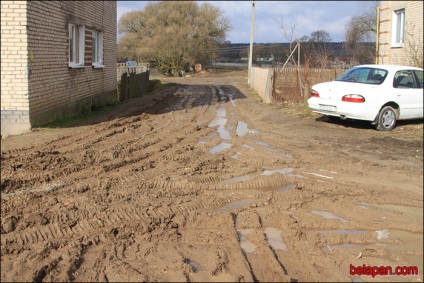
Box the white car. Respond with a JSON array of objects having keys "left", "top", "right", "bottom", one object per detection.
[{"left": 307, "top": 64, "right": 423, "bottom": 131}]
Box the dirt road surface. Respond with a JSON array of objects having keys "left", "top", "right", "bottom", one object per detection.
[{"left": 1, "top": 70, "right": 423, "bottom": 282}]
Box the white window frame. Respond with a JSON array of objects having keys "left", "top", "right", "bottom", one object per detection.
[
  {"left": 68, "top": 23, "right": 85, "bottom": 68},
  {"left": 391, "top": 9, "right": 405, "bottom": 48},
  {"left": 92, "top": 30, "right": 104, "bottom": 68}
]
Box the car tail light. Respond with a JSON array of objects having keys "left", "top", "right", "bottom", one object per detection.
[
  {"left": 311, "top": 90, "right": 319, "bottom": 97},
  {"left": 342, "top": 94, "right": 365, "bottom": 103}
]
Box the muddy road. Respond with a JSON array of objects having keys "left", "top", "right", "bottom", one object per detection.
[{"left": 1, "top": 71, "right": 423, "bottom": 282}]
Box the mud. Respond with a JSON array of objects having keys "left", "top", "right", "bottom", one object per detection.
[{"left": 1, "top": 70, "right": 423, "bottom": 282}]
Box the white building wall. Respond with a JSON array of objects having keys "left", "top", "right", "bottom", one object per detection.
[
  {"left": 1, "top": 1, "right": 31, "bottom": 136},
  {"left": 378, "top": 1, "right": 423, "bottom": 67}
]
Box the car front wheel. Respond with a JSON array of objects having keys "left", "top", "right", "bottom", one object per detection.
[{"left": 376, "top": 106, "right": 397, "bottom": 131}]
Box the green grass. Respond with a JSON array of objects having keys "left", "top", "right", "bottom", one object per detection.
[
  {"left": 42, "top": 79, "right": 169, "bottom": 129},
  {"left": 42, "top": 104, "right": 118, "bottom": 128}
]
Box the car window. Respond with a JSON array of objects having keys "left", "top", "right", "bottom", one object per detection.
[
  {"left": 413, "top": 70, "right": 423, "bottom": 88},
  {"left": 336, "top": 67, "right": 387, "bottom": 85},
  {"left": 393, "top": 70, "right": 418, "bottom": 88}
]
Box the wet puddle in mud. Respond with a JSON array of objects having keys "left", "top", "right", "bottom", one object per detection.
[
  {"left": 220, "top": 168, "right": 295, "bottom": 185},
  {"left": 209, "top": 142, "right": 232, "bottom": 154},
  {"left": 264, "top": 227, "right": 288, "bottom": 251},
  {"left": 276, "top": 184, "right": 296, "bottom": 192},
  {"left": 321, "top": 243, "right": 364, "bottom": 251},
  {"left": 216, "top": 199, "right": 258, "bottom": 212},
  {"left": 373, "top": 203, "right": 423, "bottom": 220},
  {"left": 230, "top": 152, "right": 242, "bottom": 159},
  {"left": 185, "top": 259, "right": 200, "bottom": 273},
  {"left": 221, "top": 175, "right": 254, "bottom": 185},
  {"left": 306, "top": 229, "right": 367, "bottom": 235},
  {"left": 237, "top": 229, "right": 257, "bottom": 254},
  {"left": 310, "top": 210, "right": 349, "bottom": 222},
  {"left": 383, "top": 229, "right": 423, "bottom": 270},
  {"left": 208, "top": 98, "right": 231, "bottom": 140},
  {"left": 261, "top": 168, "right": 294, "bottom": 177},
  {"left": 236, "top": 121, "right": 249, "bottom": 137}
]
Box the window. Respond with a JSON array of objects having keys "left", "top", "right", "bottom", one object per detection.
[
  {"left": 336, "top": 67, "right": 388, "bottom": 85},
  {"left": 414, "top": 70, "right": 423, "bottom": 88},
  {"left": 68, "top": 23, "right": 85, "bottom": 68},
  {"left": 393, "top": 71, "right": 417, "bottom": 88},
  {"left": 92, "top": 30, "right": 104, "bottom": 68},
  {"left": 391, "top": 9, "right": 405, "bottom": 48}
]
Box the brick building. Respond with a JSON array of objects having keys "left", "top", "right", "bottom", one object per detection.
[
  {"left": 377, "top": 1, "right": 423, "bottom": 67},
  {"left": 1, "top": 1, "right": 117, "bottom": 136}
]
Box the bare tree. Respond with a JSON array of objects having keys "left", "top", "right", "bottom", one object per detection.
[
  {"left": 118, "top": 1, "right": 231, "bottom": 76},
  {"left": 344, "top": 1, "right": 378, "bottom": 64},
  {"left": 309, "top": 30, "right": 334, "bottom": 68},
  {"left": 280, "top": 16, "right": 300, "bottom": 65},
  {"left": 404, "top": 24, "right": 424, "bottom": 68}
]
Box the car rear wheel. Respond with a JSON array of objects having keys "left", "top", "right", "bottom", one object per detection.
[{"left": 376, "top": 106, "right": 397, "bottom": 131}]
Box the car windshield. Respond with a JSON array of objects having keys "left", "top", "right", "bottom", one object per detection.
[{"left": 335, "top": 67, "right": 388, "bottom": 85}]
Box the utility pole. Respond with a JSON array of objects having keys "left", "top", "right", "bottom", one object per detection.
[{"left": 248, "top": 0, "right": 255, "bottom": 85}]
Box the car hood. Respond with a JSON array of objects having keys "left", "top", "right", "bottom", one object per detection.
[{"left": 311, "top": 81, "right": 379, "bottom": 99}]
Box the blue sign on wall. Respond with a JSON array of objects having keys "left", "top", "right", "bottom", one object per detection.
[{"left": 126, "top": 61, "right": 137, "bottom": 67}]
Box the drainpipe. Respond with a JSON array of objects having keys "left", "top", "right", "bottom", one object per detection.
[{"left": 375, "top": 6, "right": 380, "bottom": 64}]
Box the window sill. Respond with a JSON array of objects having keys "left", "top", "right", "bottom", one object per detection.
[
  {"left": 391, "top": 44, "right": 404, "bottom": 49},
  {"left": 68, "top": 64, "right": 85, "bottom": 69},
  {"left": 92, "top": 63, "right": 105, "bottom": 69}
]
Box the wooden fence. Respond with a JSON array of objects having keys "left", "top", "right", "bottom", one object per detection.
[
  {"left": 273, "top": 67, "right": 346, "bottom": 103},
  {"left": 117, "top": 63, "right": 150, "bottom": 82}
]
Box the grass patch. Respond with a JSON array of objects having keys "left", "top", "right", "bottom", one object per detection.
[
  {"left": 276, "top": 101, "right": 320, "bottom": 119},
  {"left": 42, "top": 104, "right": 118, "bottom": 129}
]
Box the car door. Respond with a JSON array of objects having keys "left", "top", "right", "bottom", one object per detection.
[{"left": 392, "top": 70, "right": 423, "bottom": 118}]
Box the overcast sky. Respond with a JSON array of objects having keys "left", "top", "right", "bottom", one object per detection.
[{"left": 117, "top": 1, "right": 377, "bottom": 43}]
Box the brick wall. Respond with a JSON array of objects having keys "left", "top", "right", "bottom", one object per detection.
[
  {"left": 378, "top": 1, "right": 423, "bottom": 67},
  {"left": 27, "top": 1, "right": 117, "bottom": 127},
  {"left": 1, "top": 1, "right": 31, "bottom": 136},
  {"left": 1, "top": 1, "right": 117, "bottom": 136}
]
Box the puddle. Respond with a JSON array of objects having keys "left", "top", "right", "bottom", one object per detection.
[
  {"left": 264, "top": 227, "right": 288, "bottom": 251},
  {"left": 376, "top": 229, "right": 390, "bottom": 240},
  {"left": 209, "top": 142, "right": 232, "bottom": 154},
  {"left": 197, "top": 140, "right": 208, "bottom": 145},
  {"left": 310, "top": 210, "right": 349, "bottom": 222},
  {"left": 237, "top": 229, "right": 257, "bottom": 254},
  {"left": 208, "top": 101, "right": 231, "bottom": 140},
  {"left": 253, "top": 139, "right": 270, "bottom": 148},
  {"left": 353, "top": 200, "right": 369, "bottom": 209},
  {"left": 221, "top": 175, "right": 255, "bottom": 185},
  {"left": 230, "top": 152, "right": 242, "bottom": 159},
  {"left": 216, "top": 199, "right": 258, "bottom": 212},
  {"left": 373, "top": 204, "right": 423, "bottom": 220},
  {"left": 228, "top": 94, "right": 236, "bottom": 107},
  {"left": 236, "top": 121, "right": 249, "bottom": 137},
  {"left": 220, "top": 168, "right": 294, "bottom": 185},
  {"left": 242, "top": 144, "right": 256, "bottom": 150},
  {"left": 276, "top": 184, "right": 296, "bottom": 193},
  {"left": 185, "top": 259, "right": 200, "bottom": 273},
  {"left": 217, "top": 126, "right": 231, "bottom": 140},
  {"left": 261, "top": 168, "right": 294, "bottom": 177},
  {"left": 321, "top": 243, "right": 364, "bottom": 250},
  {"left": 385, "top": 229, "right": 423, "bottom": 270},
  {"left": 306, "top": 229, "right": 367, "bottom": 235},
  {"left": 304, "top": 172, "right": 334, "bottom": 179},
  {"left": 249, "top": 129, "right": 261, "bottom": 135}
]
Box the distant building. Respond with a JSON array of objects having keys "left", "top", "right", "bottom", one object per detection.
[
  {"left": 1, "top": 1, "right": 117, "bottom": 136},
  {"left": 378, "top": 1, "right": 423, "bottom": 67}
]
